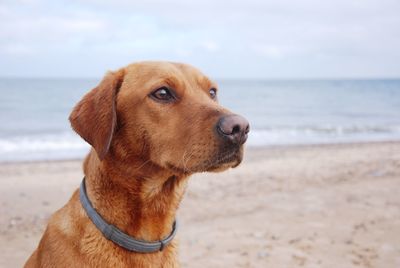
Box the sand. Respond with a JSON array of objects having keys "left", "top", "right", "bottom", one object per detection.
[{"left": 1, "top": 142, "right": 400, "bottom": 268}]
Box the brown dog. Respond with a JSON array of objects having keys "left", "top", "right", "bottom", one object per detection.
[{"left": 25, "top": 61, "right": 249, "bottom": 268}]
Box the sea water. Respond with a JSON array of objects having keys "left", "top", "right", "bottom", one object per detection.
[{"left": 0, "top": 78, "right": 399, "bottom": 162}]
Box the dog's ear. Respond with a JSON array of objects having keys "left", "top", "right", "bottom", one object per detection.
[{"left": 69, "top": 69, "right": 125, "bottom": 160}]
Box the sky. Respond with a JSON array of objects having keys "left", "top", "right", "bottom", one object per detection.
[{"left": 0, "top": 0, "right": 400, "bottom": 79}]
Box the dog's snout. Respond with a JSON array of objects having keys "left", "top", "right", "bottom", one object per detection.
[{"left": 217, "top": 115, "right": 250, "bottom": 145}]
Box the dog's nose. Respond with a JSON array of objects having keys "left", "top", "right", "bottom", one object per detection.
[{"left": 217, "top": 115, "right": 250, "bottom": 145}]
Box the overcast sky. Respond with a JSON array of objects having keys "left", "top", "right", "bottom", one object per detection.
[{"left": 1, "top": 0, "right": 399, "bottom": 79}]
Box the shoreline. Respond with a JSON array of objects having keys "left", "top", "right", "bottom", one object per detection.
[
  {"left": 1, "top": 141, "right": 400, "bottom": 267},
  {"left": 1, "top": 139, "right": 399, "bottom": 165}
]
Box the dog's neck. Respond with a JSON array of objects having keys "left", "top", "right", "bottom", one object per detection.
[{"left": 82, "top": 150, "right": 189, "bottom": 242}]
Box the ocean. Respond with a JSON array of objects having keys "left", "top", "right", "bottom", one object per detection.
[{"left": 1, "top": 78, "right": 399, "bottom": 162}]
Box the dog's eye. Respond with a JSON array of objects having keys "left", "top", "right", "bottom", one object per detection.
[
  {"left": 209, "top": 88, "right": 217, "bottom": 99},
  {"left": 150, "top": 87, "right": 175, "bottom": 102}
]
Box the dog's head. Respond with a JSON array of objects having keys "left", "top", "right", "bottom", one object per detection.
[{"left": 70, "top": 62, "right": 249, "bottom": 174}]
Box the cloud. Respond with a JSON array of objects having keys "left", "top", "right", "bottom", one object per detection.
[
  {"left": 0, "top": 0, "right": 399, "bottom": 78},
  {"left": 252, "top": 44, "right": 283, "bottom": 59},
  {"left": 202, "top": 41, "right": 219, "bottom": 52}
]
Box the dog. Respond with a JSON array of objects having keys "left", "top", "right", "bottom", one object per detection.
[{"left": 25, "top": 61, "right": 249, "bottom": 268}]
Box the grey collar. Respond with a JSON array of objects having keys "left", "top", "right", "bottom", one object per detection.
[{"left": 79, "top": 178, "right": 178, "bottom": 253}]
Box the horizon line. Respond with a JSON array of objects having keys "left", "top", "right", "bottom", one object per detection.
[{"left": 1, "top": 75, "right": 400, "bottom": 81}]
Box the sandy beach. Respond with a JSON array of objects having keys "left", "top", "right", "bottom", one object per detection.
[{"left": 1, "top": 142, "right": 399, "bottom": 268}]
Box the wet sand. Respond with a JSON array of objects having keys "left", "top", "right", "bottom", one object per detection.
[{"left": 1, "top": 142, "right": 400, "bottom": 267}]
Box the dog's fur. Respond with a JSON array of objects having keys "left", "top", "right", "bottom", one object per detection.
[{"left": 25, "top": 62, "right": 247, "bottom": 268}]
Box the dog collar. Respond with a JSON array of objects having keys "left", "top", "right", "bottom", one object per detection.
[{"left": 79, "top": 178, "right": 178, "bottom": 253}]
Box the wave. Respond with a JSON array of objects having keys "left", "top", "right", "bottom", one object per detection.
[
  {"left": 1, "top": 125, "right": 400, "bottom": 162},
  {"left": 0, "top": 132, "right": 89, "bottom": 162},
  {"left": 247, "top": 125, "right": 400, "bottom": 146}
]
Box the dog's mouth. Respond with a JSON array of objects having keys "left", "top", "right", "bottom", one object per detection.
[
  {"left": 166, "top": 146, "right": 243, "bottom": 174},
  {"left": 204, "top": 146, "right": 244, "bottom": 172}
]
